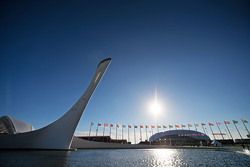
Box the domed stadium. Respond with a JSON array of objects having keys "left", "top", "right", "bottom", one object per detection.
[
  {"left": 149, "top": 129, "right": 211, "bottom": 146},
  {"left": 0, "top": 116, "right": 33, "bottom": 134}
]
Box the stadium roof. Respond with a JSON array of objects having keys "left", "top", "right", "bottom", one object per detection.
[{"left": 149, "top": 129, "right": 210, "bottom": 142}]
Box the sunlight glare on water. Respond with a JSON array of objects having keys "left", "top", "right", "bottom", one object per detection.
[{"left": 150, "top": 149, "right": 183, "bottom": 167}]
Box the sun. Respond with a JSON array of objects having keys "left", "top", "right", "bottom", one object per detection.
[
  {"left": 148, "top": 90, "right": 163, "bottom": 117},
  {"left": 149, "top": 99, "right": 162, "bottom": 116}
]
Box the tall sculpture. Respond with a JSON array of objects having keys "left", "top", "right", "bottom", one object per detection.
[{"left": 0, "top": 58, "right": 111, "bottom": 149}]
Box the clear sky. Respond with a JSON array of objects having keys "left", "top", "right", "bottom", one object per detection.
[{"left": 1, "top": 0, "right": 250, "bottom": 141}]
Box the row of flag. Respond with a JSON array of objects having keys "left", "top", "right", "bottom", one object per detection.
[
  {"left": 88, "top": 119, "right": 249, "bottom": 143},
  {"left": 91, "top": 119, "right": 248, "bottom": 129}
]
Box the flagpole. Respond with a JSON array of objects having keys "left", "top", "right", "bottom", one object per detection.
[
  {"left": 89, "top": 122, "right": 93, "bottom": 136},
  {"left": 224, "top": 129, "right": 229, "bottom": 139},
  {"left": 140, "top": 126, "right": 142, "bottom": 141},
  {"left": 96, "top": 125, "right": 99, "bottom": 136},
  {"left": 224, "top": 122, "right": 234, "bottom": 141},
  {"left": 201, "top": 124, "right": 206, "bottom": 135},
  {"left": 194, "top": 123, "right": 197, "bottom": 131},
  {"left": 122, "top": 126, "right": 124, "bottom": 140},
  {"left": 109, "top": 125, "right": 112, "bottom": 137},
  {"left": 128, "top": 126, "right": 130, "bottom": 143},
  {"left": 205, "top": 127, "right": 208, "bottom": 135},
  {"left": 134, "top": 127, "right": 136, "bottom": 144},
  {"left": 145, "top": 126, "right": 148, "bottom": 141},
  {"left": 241, "top": 120, "right": 250, "bottom": 135},
  {"left": 216, "top": 122, "right": 224, "bottom": 140},
  {"left": 209, "top": 124, "right": 216, "bottom": 140},
  {"left": 103, "top": 125, "right": 105, "bottom": 136},
  {"left": 233, "top": 121, "right": 243, "bottom": 140},
  {"left": 116, "top": 125, "right": 118, "bottom": 140},
  {"left": 164, "top": 126, "right": 167, "bottom": 131},
  {"left": 169, "top": 125, "right": 172, "bottom": 130}
]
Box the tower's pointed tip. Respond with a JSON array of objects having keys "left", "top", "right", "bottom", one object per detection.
[{"left": 98, "top": 57, "right": 112, "bottom": 67}]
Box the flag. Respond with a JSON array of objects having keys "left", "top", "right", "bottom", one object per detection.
[
  {"left": 116, "top": 124, "right": 119, "bottom": 128},
  {"left": 163, "top": 125, "right": 167, "bottom": 128},
  {"left": 122, "top": 125, "right": 126, "bottom": 128},
  {"left": 194, "top": 124, "right": 199, "bottom": 127},
  {"left": 242, "top": 119, "right": 248, "bottom": 123},
  {"left": 181, "top": 125, "right": 186, "bottom": 128},
  {"left": 175, "top": 125, "right": 180, "bottom": 128},
  {"left": 128, "top": 125, "right": 132, "bottom": 128},
  {"left": 110, "top": 124, "right": 114, "bottom": 127},
  {"left": 98, "top": 123, "right": 102, "bottom": 126},
  {"left": 188, "top": 124, "right": 192, "bottom": 127},
  {"left": 91, "top": 122, "right": 94, "bottom": 126},
  {"left": 232, "top": 120, "right": 238, "bottom": 124},
  {"left": 140, "top": 125, "right": 143, "bottom": 128},
  {"left": 104, "top": 123, "right": 109, "bottom": 127},
  {"left": 201, "top": 123, "right": 206, "bottom": 126},
  {"left": 169, "top": 125, "right": 173, "bottom": 128},
  {"left": 157, "top": 125, "right": 161, "bottom": 128},
  {"left": 145, "top": 125, "right": 149, "bottom": 128},
  {"left": 151, "top": 125, "right": 155, "bottom": 128},
  {"left": 224, "top": 121, "right": 230, "bottom": 124},
  {"left": 208, "top": 122, "right": 214, "bottom": 126},
  {"left": 134, "top": 125, "right": 138, "bottom": 128},
  {"left": 216, "top": 122, "right": 221, "bottom": 125}
]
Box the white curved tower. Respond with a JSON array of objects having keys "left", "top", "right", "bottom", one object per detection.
[{"left": 0, "top": 58, "right": 111, "bottom": 149}]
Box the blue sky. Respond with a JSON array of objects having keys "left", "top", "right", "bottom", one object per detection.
[{"left": 1, "top": 0, "right": 250, "bottom": 140}]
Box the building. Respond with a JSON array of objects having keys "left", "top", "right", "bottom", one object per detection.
[
  {"left": 0, "top": 116, "right": 33, "bottom": 134},
  {"left": 149, "top": 130, "right": 211, "bottom": 146},
  {"left": 78, "top": 136, "right": 128, "bottom": 144},
  {"left": 0, "top": 58, "right": 111, "bottom": 150}
]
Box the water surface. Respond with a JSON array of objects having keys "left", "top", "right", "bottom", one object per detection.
[{"left": 0, "top": 149, "right": 249, "bottom": 167}]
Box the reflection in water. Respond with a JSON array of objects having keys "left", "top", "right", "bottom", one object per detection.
[
  {"left": 151, "top": 149, "right": 182, "bottom": 167},
  {"left": 1, "top": 149, "right": 250, "bottom": 167}
]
